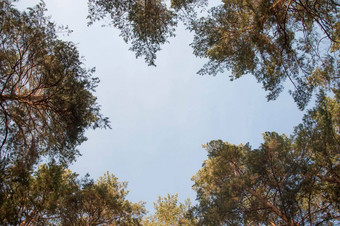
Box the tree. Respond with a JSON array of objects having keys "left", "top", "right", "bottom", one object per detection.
[
  {"left": 88, "top": 0, "right": 177, "bottom": 66},
  {"left": 0, "top": 162, "right": 79, "bottom": 225},
  {"left": 293, "top": 92, "right": 340, "bottom": 208},
  {"left": 189, "top": 0, "right": 339, "bottom": 109},
  {"left": 143, "top": 193, "right": 196, "bottom": 226},
  {"left": 69, "top": 172, "right": 146, "bottom": 225},
  {"left": 0, "top": 0, "right": 109, "bottom": 169},
  {"left": 192, "top": 94, "right": 339, "bottom": 225},
  {"left": 88, "top": 0, "right": 339, "bottom": 109},
  {"left": 0, "top": 164, "right": 145, "bottom": 225}
]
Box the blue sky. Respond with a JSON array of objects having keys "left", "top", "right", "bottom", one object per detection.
[{"left": 17, "top": 0, "right": 305, "bottom": 213}]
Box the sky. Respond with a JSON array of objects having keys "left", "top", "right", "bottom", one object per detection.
[{"left": 16, "top": 0, "right": 305, "bottom": 213}]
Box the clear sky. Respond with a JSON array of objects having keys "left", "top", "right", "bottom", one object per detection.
[{"left": 17, "top": 0, "right": 305, "bottom": 213}]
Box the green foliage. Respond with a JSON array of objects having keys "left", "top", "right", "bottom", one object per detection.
[
  {"left": 192, "top": 93, "right": 340, "bottom": 225},
  {"left": 73, "top": 172, "right": 146, "bottom": 225},
  {"left": 144, "top": 193, "right": 196, "bottom": 226},
  {"left": 0, "top": 162, "right": 79, "bottom": 225},
  {"left": 190, "top": 0, "right": 339, "bottom": 109},
  {"left": 88, "top": 0, "right": 177, "bottom": 66},
  {"left": 88, "top": 0, "right": 339, "bottom": 109},
  {"left": 0, "top": 164, "right": 145, "bottom": 225},
  {"left": 0, "top": 0, "right": 110, "bottom": 169},
  {"left": 1, "top": 1, "right": 338, "bottom": 224}
]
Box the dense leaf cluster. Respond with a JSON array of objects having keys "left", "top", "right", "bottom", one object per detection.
[
  {"left": 192, "top": 94, "right": 339, "bottom": 225},
  {"left": 0, "top": 163, "right": 145, "bottom": 225},
  {"left": 191, "top": 0, "right": 339, "bottom": 109},
  {"left": 88, "top": 0, "right": 178, "bottom": 66},
  {"left": 0, "top": 0, "right": 109, "bottom": 168},
  {"left": 144, "top": 194, "right": 196, "bottom": 225}
]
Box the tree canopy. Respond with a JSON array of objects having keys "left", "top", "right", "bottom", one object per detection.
[
  {"left": 88, "top": 0, "right": 177, "bottom": 66},
  {"left": 0, "top": 0, "right": 109, "bottom": 170},
  {"left": 0, "top": 2, "right": 139, "bottom": 224},
  {"left": 143, "top": 193, "right": 196, "bottom": 225},
  {"left": 1, "top": 0, "right": 339, "bottom": 224},
  {"left": 0, "top": 163, "right": 145, "bottom": 225},
  {"left": 88, "top": 0, "right": 339, "bottom": 109},
  {"left": 192, "top": 93, "right": 339, "bottom": 225},
  {"left": 86, "top": 0, "right": 340, "bottom": 223},
  {"left": 189, "top": 0, "right": 339, "bottom": 109}
]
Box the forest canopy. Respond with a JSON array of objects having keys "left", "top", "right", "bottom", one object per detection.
[
  {"left": 192, "top": 94, "right": 339, "bottom": 225},
  {"left": 0, "top": 0, "right": 339, "bottom": 225},
  {"left": 0, "top": 0, "right": 110, "bottom": 168},
  {"left": 88, "top": 0, "right": 339, "bottom": 109}
]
